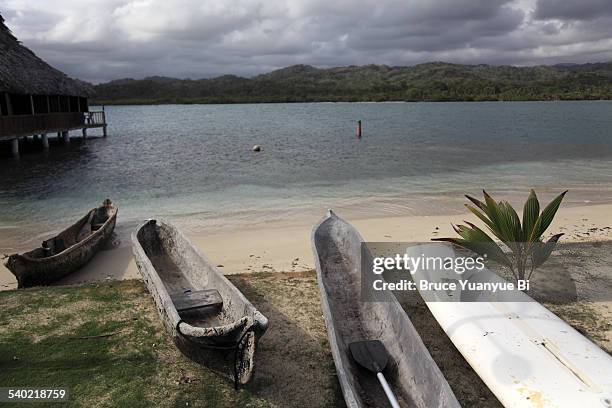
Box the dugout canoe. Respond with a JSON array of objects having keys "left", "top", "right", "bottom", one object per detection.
[
  {"left": 406, "top": 243, "right": 612, "bottom": 408},
  {"left": 4, "top": 200, "right": 117, "bottom": 288},
  {"left": 131, "top": 219, "right": 269, "bottom": 386},
  {"left": 312, "top": 210, "right": 460, "bottom": 408}
]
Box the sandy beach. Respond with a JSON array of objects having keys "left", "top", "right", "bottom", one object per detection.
[{"left": 1, "top": 202, "right": 611, "bottom": 290}]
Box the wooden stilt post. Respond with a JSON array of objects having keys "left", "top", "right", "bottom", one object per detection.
[
  {"left": 82, "top": 128, "right": 87, "bottom": 139},
  {"left": 62, "top": 131, "right": 70, "bottom": 144},
  {"left": 33, "top": 134, "right": 39, "bottom": 141},
  {"left": 4, "top": 93, "right": 13, "bottom": 115},
  {"left": 102, "top": 106, "right": 107, "bottom": 137},
  {"left": 11, "top": 138, "right": 19, "bottom": 157},
  {"left": 42, "top": 134, "right": 49, "bottom": 149}
]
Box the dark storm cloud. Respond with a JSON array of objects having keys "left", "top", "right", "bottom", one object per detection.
[
  {"left": 534, "top": 0, "right": 612, "bottom": 21},
  {"left": 346, "top": 3, "right": 524, "bottom": 52},
  {"left": 2, "top": 0, "right": 612, "bottom": 83}
]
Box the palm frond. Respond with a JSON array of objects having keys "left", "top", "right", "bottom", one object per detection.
[{"left": 522, "top": 189, "right": 539, "bottom": 241}]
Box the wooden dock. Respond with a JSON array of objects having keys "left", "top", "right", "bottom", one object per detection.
[{"left": 0, "top": 110, "right": 107, "bottom": 157}]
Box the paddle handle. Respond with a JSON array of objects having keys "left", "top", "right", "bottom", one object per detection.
[{"left": 376, "top": 372, "right": 400, "bottom": 408}]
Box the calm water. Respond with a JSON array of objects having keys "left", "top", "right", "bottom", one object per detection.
[{"left": 1, "top": 101, "right": 612, "bottom": 247}]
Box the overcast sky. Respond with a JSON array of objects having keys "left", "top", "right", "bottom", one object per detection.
[{"left": 2, "top": 0, "right": 612, "bottom": 83}]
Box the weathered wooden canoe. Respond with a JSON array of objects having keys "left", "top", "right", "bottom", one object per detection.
[
  {"left": 312, "top": 210, "right": 460, "bottom": 408},
  {"left": 4, "top": 200, "right": 117, "bottom": 288},
  {"left": 131, "top": 219, "right": 269, "bottom": 386}
]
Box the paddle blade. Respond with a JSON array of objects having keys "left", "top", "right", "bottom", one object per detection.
[{"left": 349, "top": 340, "right": 389, "bottom": 373}]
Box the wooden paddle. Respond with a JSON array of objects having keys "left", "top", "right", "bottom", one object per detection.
[{"left": 349, "top": 340, "right": 400, "bottom": 408}]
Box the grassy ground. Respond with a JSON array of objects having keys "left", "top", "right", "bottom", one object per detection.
[
  {"left": 0, "top": 271, "right": 610, "bottom": 407},
  {"left": 0, "top": 273, "right": 341, "bottom": 408}
]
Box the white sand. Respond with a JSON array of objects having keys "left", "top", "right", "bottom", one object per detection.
[{"left": 1, "top": 203, "right": 611, "bottom": 291}]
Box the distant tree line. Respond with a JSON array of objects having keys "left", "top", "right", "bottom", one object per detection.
[{"left": 92, "top": 62, "right": 612, "bottom": 105}]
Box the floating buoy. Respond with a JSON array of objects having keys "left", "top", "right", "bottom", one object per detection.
[
  {"left": 357, "top": 120, "right": 362, "bottom": 138},
  {"left": 252, "top": 145, "right": 261, "bottom": 152}
]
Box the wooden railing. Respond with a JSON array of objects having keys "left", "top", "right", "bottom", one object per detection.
[
  {"left": 85, "top": 111, "right": 106, "bottom": 126},
  {"left": 0, "top": 112, "right": 83, "bottom": 140},
  {"left": 0, "top": 111, "right": 106, "bottom": 140}
]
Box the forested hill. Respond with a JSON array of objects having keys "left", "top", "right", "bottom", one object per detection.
[{"left": 92, "top": 62, "right": 612, "bottom": 104}]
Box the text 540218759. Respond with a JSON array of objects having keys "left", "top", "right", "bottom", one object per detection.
[{"left": 0, "top": 388, "right": 69, "bottom": 402}]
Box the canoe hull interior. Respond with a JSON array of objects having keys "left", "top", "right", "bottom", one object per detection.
[
  {"left": 4, "top": 206, "right": 118, "bottom": 288},
  {"left": 131, "top": 219, "right": 268, "bottom": 385},
  {"left": 312, "top": 211, "right": 460, "bottom": 408}
]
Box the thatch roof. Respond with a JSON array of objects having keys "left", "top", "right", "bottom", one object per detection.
[{"left": 0, "top": 15, "right": 93, "bottom": 97}]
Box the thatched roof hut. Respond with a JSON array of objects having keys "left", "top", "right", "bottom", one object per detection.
[
  {"left": 0, "top": 14, "right": 93, "bottom": 97},
  {"left": 0, "top": 15, "right": 106, "bottom": 152}
]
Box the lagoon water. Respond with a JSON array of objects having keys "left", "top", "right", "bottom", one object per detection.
[{"left": 1, "top": 101, "right": 612, "bottom": 248}]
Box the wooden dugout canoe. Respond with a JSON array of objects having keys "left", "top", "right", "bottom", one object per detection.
[
  {"left": 312, "top": 210, "right": 460, "bottom": 408},
  {"left": 4, "top": 200, "right": 117, "bottom": 288},
  {"left": 131, "top": 219, "right": 269, "bottom": 386}
]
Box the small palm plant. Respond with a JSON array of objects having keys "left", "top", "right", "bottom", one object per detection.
[{"left": 434, "top": 190, "right": 567, "bottom": 281}]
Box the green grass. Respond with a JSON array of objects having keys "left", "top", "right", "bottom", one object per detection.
[{"left": 0, "top": 281, "right": 272, "bottom": 408}]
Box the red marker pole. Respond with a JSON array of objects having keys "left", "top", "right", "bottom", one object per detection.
[{"left": 357, "top": 120, "right": 362, "bottom": 138}]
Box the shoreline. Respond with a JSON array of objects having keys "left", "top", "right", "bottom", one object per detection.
[
  {"left": 91, "top": 99, "right": 612, "bottom": 106},
  {"left": 1, "top": 202, "right": 612, "bottom": 291}
]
